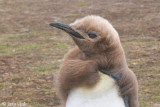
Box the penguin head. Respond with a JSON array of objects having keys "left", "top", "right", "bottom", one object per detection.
[{"left": 50, "top": 15, "right": 121, "bottom": 57}]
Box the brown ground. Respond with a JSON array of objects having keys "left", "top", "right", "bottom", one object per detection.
[{"left": 0, "top": 0, "right": 160, "bottom": 107}]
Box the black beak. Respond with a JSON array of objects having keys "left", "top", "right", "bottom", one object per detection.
[{"left": 50, "top": 22, "right": 84, "bottom": 39}]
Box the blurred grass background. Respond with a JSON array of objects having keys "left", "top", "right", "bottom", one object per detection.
[{"left": 0, "top": 0, "right": 160, "bottom": 107}]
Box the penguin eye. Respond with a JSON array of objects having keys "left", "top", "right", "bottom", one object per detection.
[{"left": 88, "top": 32, "right": 98, "bottom": 39}]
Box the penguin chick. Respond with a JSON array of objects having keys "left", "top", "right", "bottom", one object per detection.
[{"left": 50, "top": 15, "right": 139, "bottom": 107}]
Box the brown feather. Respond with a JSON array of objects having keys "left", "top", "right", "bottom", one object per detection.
[{"left": 55, "top": 15, "right": 139, "bottom": 107}]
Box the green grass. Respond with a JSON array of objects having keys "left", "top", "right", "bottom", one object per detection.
[
  {"left": 0, "top": 43, "right": 43, "bottom": 56},
  {"left": 0, "top": 83, "right": 4, "bottom": 89},
  {"left": 54, "top": 42, "right": 68, "bottom": 49},
  {"left": 140, "top": 101, "right": 149, "bottom": 107},
  {"left": 35, "top": 62, "right": 60, "bottom": 76},
  {"left": 41, "top": 88, "right": 52, "bottom": 95},
  {"left": 30, "top": 103, "right": 48, "bottom": 107},
  {"left": 0, "top": 32, "right": 44, "bottom": 56},
  {"left": 23, "top": 99, "right": 32, "bottom": 104},
  {"left": 122, "top": 39, "right": 156, "bottom": 48},
  {"left": 23, "top": 99, "right": 48, "bottom": 107},
  {"left": 52, "top": 62, "right": 60, "bottom": 69},
  {"left": 149, "top": 96, "right": 160, "bottom": 102},
  {"left": 36, "top": 62, "right": 60, "bottom": 72},
  {"left": 127, "top": 58, "right": 145, "bottom": 68},
  {"left": 0, "top": 104, "right": 7, "bottom": 107},
  {"left": 76, "top": 1, "right": 88, "bottom": 6},
  {"left": 0, "top": 44, "right": 15, "bottom": 55},
  {"left": 44, "top": 85, "right": 51, "bottom": 89},
  {"left": 137, "top": 41, "right": 156, "bottom": 47},
  {"left": 18, "top": 43, "right": 43, "bottom": 51},
  {"left": 8, "top": 33, "right": 31, "bottom": 39},
  {"left": 11, "top": 77, "right": 24, "bottom": 83},
  {"left": 65, "top": 14, "right": 78, "bottom": 18},
  {"left": 138, "top": 14, "right": 145, "bottom": 19},
  {"left": 37, "top": 65, "right": 53, "bottom": 72},
  {"left": 0, "top": 23, "right": 11, "bottom": 33}
]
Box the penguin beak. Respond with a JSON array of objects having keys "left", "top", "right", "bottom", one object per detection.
[{"left": 50, "top": 22, "right": 84, "bottom": 39}]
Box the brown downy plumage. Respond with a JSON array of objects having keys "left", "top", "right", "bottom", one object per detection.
[{"left": 50, "top": 15, "right": 139, "bottom": 107}]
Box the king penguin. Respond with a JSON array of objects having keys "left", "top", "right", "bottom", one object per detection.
[{"left": 50, "top": 15, "right": 139, "bottom": 107}]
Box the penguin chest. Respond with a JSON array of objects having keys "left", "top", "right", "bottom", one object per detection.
[{"left": 66, "top": 72, "right": 125, "bottom": 107}]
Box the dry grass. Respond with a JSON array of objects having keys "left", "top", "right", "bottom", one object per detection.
[{"left": 0, "top": 0, "right": 160, "bottom": 107}]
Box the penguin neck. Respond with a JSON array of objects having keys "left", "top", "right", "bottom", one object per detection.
[{"left": 85, "top": 44, "right": 128, "bottom": 70}]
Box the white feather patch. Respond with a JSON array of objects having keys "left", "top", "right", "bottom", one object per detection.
[{"left": 66, "top": 72, "right": 125, "bottom": 107}]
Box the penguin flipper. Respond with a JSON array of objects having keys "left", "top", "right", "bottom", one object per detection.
[
  {"left": 99, "top": 69, "right": 121, "bottom": 81},
  {"left": 124, "top": 96, "right": 129, "bottom": 107},
  {"left": 99, "top": 69, "right": 129, "bottom": 107}
]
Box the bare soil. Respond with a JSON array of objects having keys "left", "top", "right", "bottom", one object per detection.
[{"left": 0, "top": 0, "right": 160, "bottom": 107}]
